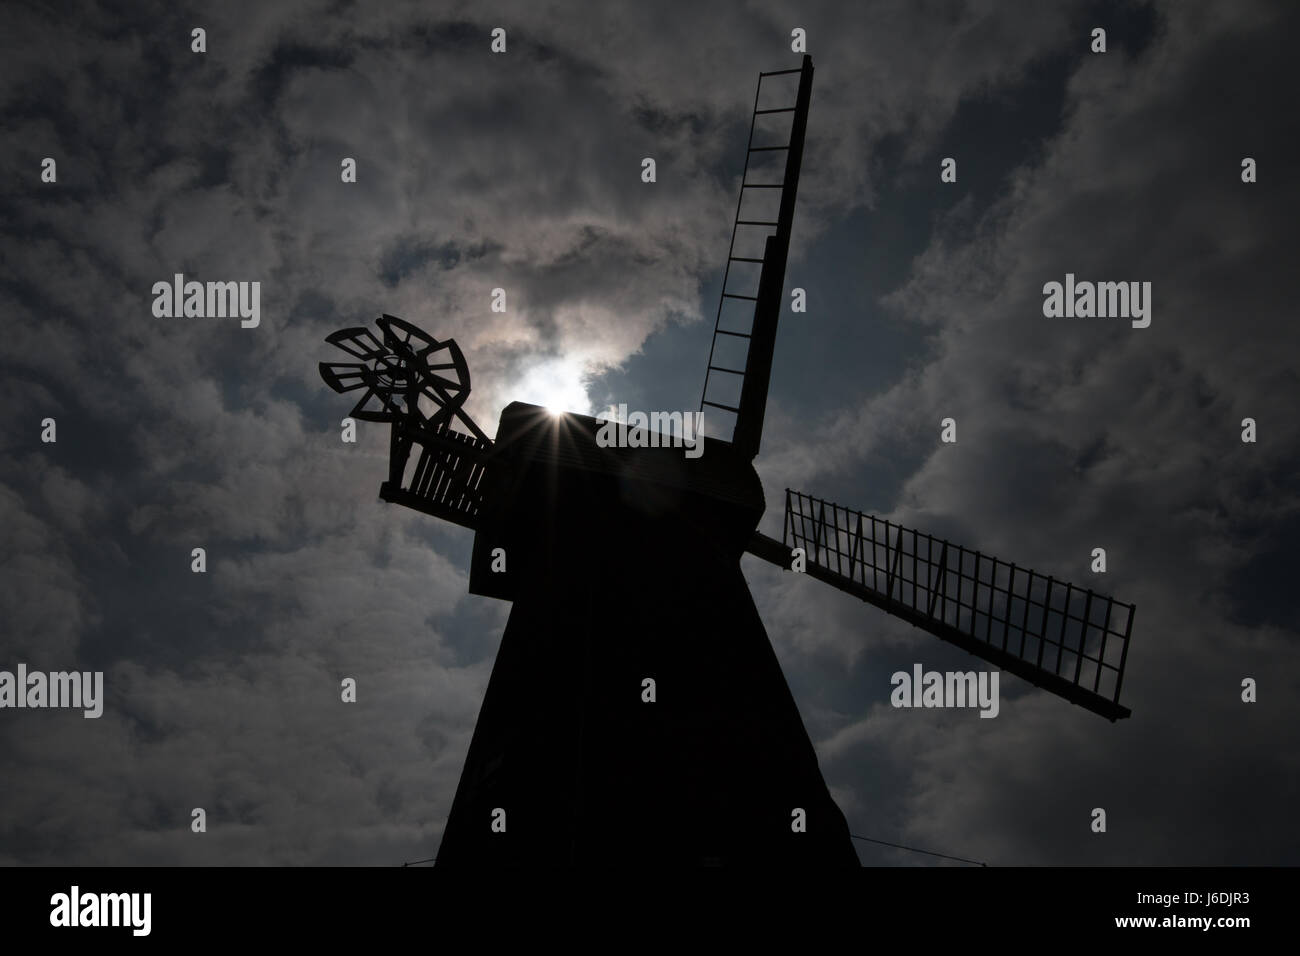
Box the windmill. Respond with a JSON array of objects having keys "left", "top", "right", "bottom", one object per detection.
[{"left": 319, "top": 54, "right": 1135, "bottom": 865}]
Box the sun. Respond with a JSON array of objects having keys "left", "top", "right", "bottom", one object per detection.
[{"left": 517, "top": 357, "right": 591, "bottom": 417}]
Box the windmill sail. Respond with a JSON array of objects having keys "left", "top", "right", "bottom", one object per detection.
[
  {"left": 747, "top": 490, "right": 1135, "bottom": 721},
  {"left": 700, "top": 55, "right": 814, "bottom": 458}
]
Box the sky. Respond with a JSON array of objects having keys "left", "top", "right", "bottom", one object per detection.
[{"left": 1, "top": 0, "right": 1297, "bottom": 866}]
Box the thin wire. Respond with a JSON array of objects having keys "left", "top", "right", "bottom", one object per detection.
[
  {"left": 401, "top": 839, "right": 984, "bottom": 868},
  {"left": 851, "top": 833, "right": 986, "bottom": 867}
]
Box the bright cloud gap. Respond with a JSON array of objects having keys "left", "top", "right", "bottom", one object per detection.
[{"left": 515, "top": 357, "right": 593, "bottom": 416}]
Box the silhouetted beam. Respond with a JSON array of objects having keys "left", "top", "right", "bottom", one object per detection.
[
  {"left": 746, "top": 530, "right": 795, "bottom": 568},
  {"left": 743, "top": 531, "right": 1132, "bottom": 722},
  {"left": 378, "top": 484, "right": 482, "bottom": 530}
]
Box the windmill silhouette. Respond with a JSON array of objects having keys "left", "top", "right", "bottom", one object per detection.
[{"left": 320, "top": 55, "right": 1135, "bottom": 865}]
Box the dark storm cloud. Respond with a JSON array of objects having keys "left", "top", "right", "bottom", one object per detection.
[
  {"left": 0, "top": 0, "right": 1294, "bottom": 866},
  {"left": 751, "top": 0, "right": 1300, "bottom": 864}
]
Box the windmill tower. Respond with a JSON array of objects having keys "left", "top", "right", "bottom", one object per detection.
[{"left": 320, "top": 55, "right": 1135, "bottom": 865}]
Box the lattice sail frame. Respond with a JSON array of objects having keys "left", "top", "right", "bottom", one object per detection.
[
  {"left": 780, "top": 490, "right": 1134, "bottom": 720},
  {"left": 699, "top": 56, "right": 813, "bottom": 457}
]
